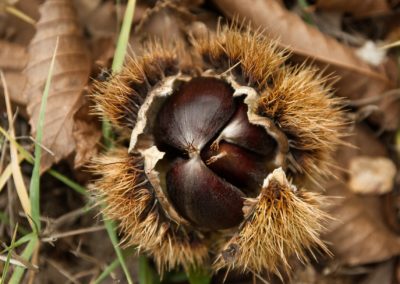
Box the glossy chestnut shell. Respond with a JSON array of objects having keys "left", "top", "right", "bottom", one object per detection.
[{"left": 154, "top": 77, "right": 277, "bottom": 230}]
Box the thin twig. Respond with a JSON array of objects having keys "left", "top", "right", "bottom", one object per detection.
[
  {"left": 348, "top": 89, "right": 400, "bottom": 107},
  {"left": 73, "top": 268, "right": 98, "bottom": 281},
  {"left": 69, "top": 248, "right": 106, "bottom": 270},
  {"left": 41, "top": 226, "right": 105, "bottom": 242},
  {"left": 47, "top": 259, "right": 80, "bottom": 284},
  {"left": 0, "top": 255, "right": 26, "bottom": 268}
]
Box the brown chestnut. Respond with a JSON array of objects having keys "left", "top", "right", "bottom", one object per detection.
[
  {"left": 155, "top": 77, "right": 236, "bottom": 155},
  {"left": 213, "top": 104, "right": 276, "bottom": 156},
  {"left": 166, "top": 157, "right": 245, "bottom": 230},
  {"left": 201, "top": 142, "right": 267, "bottom": 196},
  {"left": 154, "top": 77, "right": 277, "bottom": 230}
]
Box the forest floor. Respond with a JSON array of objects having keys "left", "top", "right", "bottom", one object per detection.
[{"left": 1, "top": 0, "right": 400, "bottom": 283}]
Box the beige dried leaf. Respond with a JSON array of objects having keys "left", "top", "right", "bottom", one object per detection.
[
  {"left": 0, "top": 71, "right": 27, "bottom": 106},
  {"left": 0, "top": 40, "right": 28, "bottom": 70},
  {"left": 73, "top": 96, "right": 101, "bottom": 168},
  {"left": 348, "top": 156, "right": 396, "bottom": 195},
  {"left": 0, "top": 41, "right": 28, "bottom": 106},
  {"left": 212, "top": 0, "right": 400, "bottom": 130},
  {"left": 315, "top": 0, "right": 390, "bottom": 17},
  {"left": 24, "top": 0, "right": 90, "bottom": 172},
  {"left": 324, "top": 180, "right": 400, "bottom": 266},
  {"left": 323, "top": 126, "right": 400, "bottom": 266}
]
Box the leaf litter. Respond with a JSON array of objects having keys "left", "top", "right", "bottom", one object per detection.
[{"left": 0, "top": 0, "right": 400, "bottom": 283}]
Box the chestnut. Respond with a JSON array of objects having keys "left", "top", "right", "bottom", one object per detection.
[
  {"left": 154, "top": 77, "right": 277, "bottom": 230},
  {"left": 201, "top": 141, "right": 267, "bottom": 196},
  {"left": 213, "top": 104, "right": 277, "bottom": 157},
  {"left": 166, "top": 157, "right": 245, "bottom": 230},
  {"left": 154, "top": 77, "right": 236, "bottom": 155}
]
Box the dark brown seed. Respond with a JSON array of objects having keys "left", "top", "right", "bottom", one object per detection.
[
  {"left": 166, "top": 157, "right": 245, "bottom": 230},
  {"left": 201, "top": 142, "right": 267, "bottom": 196},
  {"left": 154, "top": 77, "right": 236, "bottom": 154},
  {"left": 214, "top": 104, "right": 276, "bottom": 156}
]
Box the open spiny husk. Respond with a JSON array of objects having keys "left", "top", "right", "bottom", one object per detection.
[
  {"left": 214, "top": 168, "right": 329, "bottom": 276},
  {"left": 91, "top": 23, "right": 346, "bottom": 276},
  {"left": 90, "top": 148, "right": 209, "bottom": 273}
]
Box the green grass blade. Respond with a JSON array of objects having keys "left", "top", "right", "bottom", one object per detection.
[
  {"left": 47, "top": 169, "right": 87, "bottom": 195},
  {"left": 0, "top": 127, "right": 87, "bottom": 197},
  {"left": 100, "top": 1, "right": 137, "bottom": 283},
  {"left": 139, "top": 255, "right": 160, "bottom": 284},
  {"left": 8, "top": 236, "right": 38, "bottom": 284},
  {"left": 0, "top": 212, "right": 29, "bottom": 236},
  {"left": 29, "top": 37, "right": 60, "bottom": 233},
  {"left": 0, "top": 127, "right": 33, "bottom": 163},
  {"left": 162, "top": 271, "right": 188, "bottom": 283},
  {"left": 102, "top": 0, "right": 137, "bottom": 147},
  {"left": 1, "top": 232, "right": 35, "bottom": 254},
  {"left": 297, "top": 0, "right": 315, "bottom": 25},
  {"left": 112, "top": 0, "right": 137, "bottom": 73},
  {"left": 187, "top": 268, "right": 211, "bottom": 284},
  {"left": 1, "top": 224, "right": 18, "bottom": 284},
  {"left": 101, "top": 120, "right": 114, "bottom": 149},
  {"left": 103, "top": 218, "right": 133, "bottom": 284},
  {"left": 9, "top": 233, "right": 35, "bottom": 250},
  {"left": 93, "top": 258, "right": 120, "bottom": 284}
]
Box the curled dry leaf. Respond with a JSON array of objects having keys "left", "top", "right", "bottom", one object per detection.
[
  {"left": 72, "top": 96, "right": 101, "bottom": 169},
  {"left": 0, "top": 41, "right": 28, "bottom": 106},
  {"left": 212, "top": 0, "right": 400, "bottom": 130},
  {"left": 2, "top": 0, "right": 40, "bottom": 46},
  {"left": 0, "top": 72, "right": 27, "bottom": 106},
  {"left": 24, "top": 0, "right": 90, "bottom": 172},
  {"left": 0, "top": 40, "right": 28, "bottom": 70},
  {"left": 74, "top": 1, "right": 117, "bottom": 39},
  {"left": 131, "top": 2, "right": 196, "bottom": 50},
  {"left": 325, "top": 180, "right": 400, "bottom": 266},
  {"left": 348, "top": 156, "right": 396, "bottom": 195},
  {"left": 314, "top": 0, "right": 390, "bottom": 18},
  {"left": 360, "top": 260, "right": 394, "bottom": 284},
  {"left": 323, "top": 125, "right": 400, "bottom": 266}
]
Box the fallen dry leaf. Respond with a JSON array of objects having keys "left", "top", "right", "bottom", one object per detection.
[
  {"left": 315, "top": 0, "right": 390, "bottom": 18},
  {"left": 74, "top": 1, "right": 116, "bottom": 39},
  {"left": 361, "top": 260, "right": 394, "bottom": 284},
  {"left": 323, "top": 125, "right": 400, "bottom": 266},
  {"left": 325, "top": 180, "right": 400, "bottom": 266},
  {"left": 348, "top": 156, "right": 396, "bottom": 195},
  {"left": 0, "top": 40, "right": 28, "bottom": 70},
  {"left": 2, "top": 0, "right": 40, "bottom": 45},
  {"left": 24, "top": 0, "right": 90, "bottom": 172},
  {"left": 0, "top": 41, "right": 28, "bottom": 106},
  {"left": 0, "top": 71, "right": 27, "bottom": 106},
  {"left": 131, "top": 2, "right": 196, "bottom": 49},
  {"left": 72, "top": 96, "right": 101, "bottom": 168},
  {"left": 212, "top": 0, "right": 400, "bottom": 130}
]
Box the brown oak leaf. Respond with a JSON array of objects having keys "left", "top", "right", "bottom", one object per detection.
[
  {"left": 24, "top": 0, "right": 91, "bottom": 172},
  {"left": 212, "top": 0, "right": 399, "bottom": 130},
  {"left": 323, "top": 125, "right": 400, "bottom": 266}
]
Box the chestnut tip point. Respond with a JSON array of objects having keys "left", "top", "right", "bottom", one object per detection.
[
  {"left": 263, "top": 167, "right": 285, "bottom": 187},
  {"left": 262, "top": 168, "right": 298, "bottom": 193}
]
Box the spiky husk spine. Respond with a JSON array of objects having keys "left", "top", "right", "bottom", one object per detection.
[
  {"left": 214, "top": 168, "right": 329, "bottom": 276},
  {"left": 91, "top": 24, "right": 346, "bottom": 275},
  {"left": 90, "top": 148, "right": 209, "bottom": 273}
]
